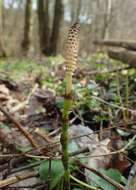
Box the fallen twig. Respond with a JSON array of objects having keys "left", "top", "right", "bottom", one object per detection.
[
  {"left": 34, "top": 128, "right": 54, "bottom": 143},
  {"left": 0, "top": 106, "right": 39, "bottom": 148}
]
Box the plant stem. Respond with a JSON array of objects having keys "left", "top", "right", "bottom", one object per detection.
[
  {"left": 60, "top": 94, "right": 72, "bottom": 190},
  {"left": 116, "top": 75, "right": 128, "bottom": 127},
  {"left": 65, "top": 73, "right": 72, "bottom": 96},
  {"left": 60, "top": 22, "right": 80, "bottom": 190},
  {"left": 125, "top": 72, "right": 129, "bottom": 122},
  {"left": 60, "top": 72, "right": 73, "bottom": 189},
  {"left": 70, "top": 175, "right": 100, "bottom": 190}
]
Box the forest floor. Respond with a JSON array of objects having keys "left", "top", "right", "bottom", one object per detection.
[{"left": 0, "top": 53, "right": 136, "bottom": 190}]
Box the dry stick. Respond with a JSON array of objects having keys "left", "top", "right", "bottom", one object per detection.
[
  {"left": 0, "top": 170, "right": 38, "bottom": 188},
  {"left": 0, "top": 106, "right": 39, "bottom": 148},
  {"left": 76, "top": 160, "right": 125, "bottom": 190},
  {"left": 25, "top": 133, "right": 136, "bottom": 159},
  {"left": 0, "top": 125, "right": 134, "bottom": 158},
  {"left": 7, "top": 182, "right": 46, "bottom": 189},
  {"left": 34, "top": 128, "right": 53, "bottom": 143},
  {"left": 38, "top": 132, "right": 133, "bottom": 160},
  {"left": 9, "top": 161, "right": 43, "bottom": 175},
  {"left": 0, "top": 125, "right": 134, "bottom": 159},
  {"left": 8, "top": 148, "right": 89, "bottom": 175},
  {"left": 0, "top": 126, "right": 129, "bottom": 158}
]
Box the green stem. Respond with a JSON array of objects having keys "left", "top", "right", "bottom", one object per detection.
[
  {"left": 70, "top": 175, "right": 100, "bottom": 190},
  {"left": 125, "top": 73, "right": 129, "bottom": 122},
  {"left": 65, "top": 73, "right": 72, "bottom": 96},
  {"left": 116, "top": 75, "right": 128, "bottom": 127},
  {"left": 60, "top": 72, "right": 73, "bottom": 189}
]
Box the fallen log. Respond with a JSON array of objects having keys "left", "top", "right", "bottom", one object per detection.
[
  {"left": 107, "top": 49, "right": 136, "bottom": 67},
  {"left": 94, "top": 40, "right": 136, "bottom": 51}
]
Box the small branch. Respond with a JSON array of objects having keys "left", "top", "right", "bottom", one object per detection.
[
  {"left": 0, "top": 135, "right": 134, "bottom": 159},
  {"left": 9, "top": 154, "right": 82, "bottom": 176},
  {"left": 0, "top": 106, "right": 39, "bottom": 148},
  {"left": 9, "top": 160, "right": 43, "bottom": 175},
  {"left": 0, "top": 128, "right": 134, "bottom": 159},
  {"left": 6, "top": 182, "right": 46, "bottom": 189},
  {"left": 34, "top": 128, "right": 53, "bottom": 143}
]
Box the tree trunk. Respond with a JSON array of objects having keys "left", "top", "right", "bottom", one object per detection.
[
  {"left": 108, "top": 49, "right": 136, "bottom": 67},
  {"left": 75, "top": 0, "right": 82, "bottom": 22},
  {"left": 49, "top": 0, "right": 63, "bottom": 56},
  {"left": 21, "top": 0, "right": 32, "bottom": 55},
  {"left": 0, "top": 40, "right": 6, "bottom": 57},
  {"left": 101, "top": 0, "right": 112, "bottom": 39},
  {"left": 37, "top": 0, "right": 50, "bottom": 55},
  {"left": 94, "top": 40, "right": 136, "bottom": 51},
  {"left": 94, "top": 39, "right": 136, "bottom": 67},
  {"left": 93, "top": 0, "right": 101, "bottom": 41},
  {"left": 0, "top": 0, "right": 6, "bottom": 57}
]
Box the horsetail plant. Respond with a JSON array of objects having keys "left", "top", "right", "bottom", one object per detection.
[{"left": 60, "top": 23, "right": 80, "bottom": 189}]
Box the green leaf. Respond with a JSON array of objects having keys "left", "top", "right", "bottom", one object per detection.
[
  {"left": 132, "top": 125, "right": 136, "bottom": 130},
  {"left": 88, "top": 168, "right": 125, "bottom": 190},
  {"left": 121, "top": 175, "right": 127, "bottom": 185},
  {"left": 55, "top": 98, "right": 64, "bottom": 110},
  {"left": 16, "top": 146, "right": 32, "bottom": 153},
  {"left": 116, "top": 129, "right": 130, "bottom": 137},
  {"left": 0, "top": 124, "right": 10, "bottom": 131},
  {"left": 39, "top": 160, "right": 64, "bottom": 189},
  {"left": 101, "top": 169, "right": 122, "bottom": 183},
  {"left": 88, "top": 172, "right": 115, "bottom": 190}
]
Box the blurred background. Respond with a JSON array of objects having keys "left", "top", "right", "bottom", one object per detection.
[{"left": 0, "top": 0, "right": 136, "bottom": 57}]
